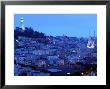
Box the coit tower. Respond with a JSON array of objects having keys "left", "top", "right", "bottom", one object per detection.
[{"left": 20, "top": 17, "right": 25, "bottom": 30}]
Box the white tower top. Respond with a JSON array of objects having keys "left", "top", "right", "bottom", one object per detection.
[
  {"left": 20, "top": 17, "right": 24, "bottom": 22},
  {"left": 20, "top": 17, "right": 25, "bottom": 30}
]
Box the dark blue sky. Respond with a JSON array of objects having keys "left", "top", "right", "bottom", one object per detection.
[{"left": 14, "top": 14, "right": 97, "bottom": 37}]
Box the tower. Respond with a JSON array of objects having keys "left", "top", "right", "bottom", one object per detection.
[
  {"left": 87, "top": 30, "right": 95, "bottom": 49},
  {"left": 20, "top": 17, "right": 25, "bottom": 31},
  {"left": 93, "top": 30, "right": 96, "bottom": 41}
]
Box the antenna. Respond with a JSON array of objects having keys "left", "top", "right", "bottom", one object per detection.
[
  {"left": 94, "top": 30, "right": 96, "bottom": 38},
  {"left": 89, "top": 30, "right": 91, "bottom": 37}
]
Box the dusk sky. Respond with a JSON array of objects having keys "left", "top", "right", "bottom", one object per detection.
[{"left": 14, "top": 14, "right": 97, "bottom": 37}]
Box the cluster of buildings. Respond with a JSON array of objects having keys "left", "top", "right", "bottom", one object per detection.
[{"left": 14, "top": 34, "right": 97, "bottom": 76}]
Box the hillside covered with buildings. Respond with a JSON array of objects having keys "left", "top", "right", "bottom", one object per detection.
[{"left": 14, "top": 27, "right": 97, "bottom": 76}]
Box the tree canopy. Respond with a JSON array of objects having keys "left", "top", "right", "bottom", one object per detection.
[{"left": 14, "top": 27, "right": 46, "bottom": 39}]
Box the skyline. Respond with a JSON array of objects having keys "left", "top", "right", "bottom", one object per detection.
[{"left": 14, "top": 14, "right": 97, "bottom": 37}]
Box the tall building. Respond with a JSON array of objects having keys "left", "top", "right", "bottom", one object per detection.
[{"left": 20, "top": 17, "right": 25, "bottom": 31}]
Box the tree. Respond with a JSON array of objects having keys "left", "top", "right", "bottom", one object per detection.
[{"left": 14, "top": 26, "right": 46, "bottom": 38}]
